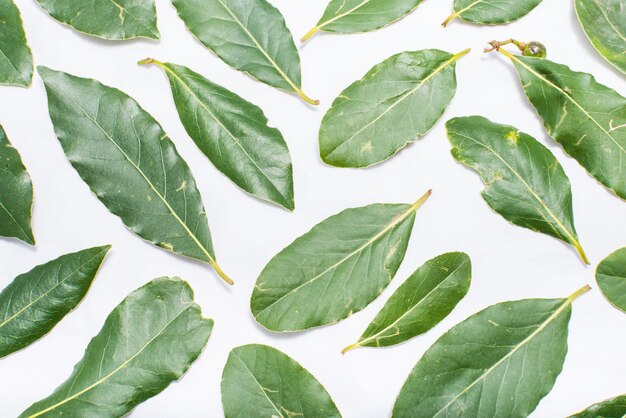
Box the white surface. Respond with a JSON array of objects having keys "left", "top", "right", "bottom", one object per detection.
[{"left": 1, "top": 0, "right": 625, "bottom": 417}]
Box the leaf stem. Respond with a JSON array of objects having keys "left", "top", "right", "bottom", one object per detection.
[
  {"left": 574, "top": 241, "right": 590, "bottom": 265},
  {"left": 441, "top": 12, "right": 459, "bottom": 27},
  {"left": 567, "top": 284, "right": 591, "bottom": 303},
  {"left": 341, "top": 342, "right": 360, "bottom": 354},
  {"left": 411, "top": 189, "right": 432, "bottom": 211},
  {"left": 301, "top": 25, "right": 321, "bottom": 43},
  {"left": 295, "top": 88, "right": 320, "bottom": 105},
  {"left": 211, "top": 261, "right": 234, "bottom": 285}
]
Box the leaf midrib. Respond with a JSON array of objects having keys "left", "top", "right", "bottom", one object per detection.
[
  {"left": 0, "top": 199, "right": 31, "bottom": 243},
  {"left": 232, "top": 352, "right": 285, "bottom": 418},
  {"left": 591, "top": 0, "right": 626, "bottom": 42},
  {"left": 318, "top": 0, "right": 371, "bottom": 29}
]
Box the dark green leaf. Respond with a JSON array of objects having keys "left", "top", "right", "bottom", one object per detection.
[
  {"left": 570, "top": 394, "right": 626, "bottom": 417},
  {"left": 0, "top": 0, "right": 32, "bottom": 86},
  {"left": 443, "top": 0, "right": 543, "bottom": 27},
  {"left": 596, "top": 247, "right": 626, "bottom": 313}
]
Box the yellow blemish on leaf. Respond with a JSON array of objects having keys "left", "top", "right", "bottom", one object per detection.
[{"left": 505, "top": 130, "right": 520, "bottom": 144}]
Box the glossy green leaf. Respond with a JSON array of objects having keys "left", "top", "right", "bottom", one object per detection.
[
  {"left": 575, "top": 0, "right": 626, "bottom": 74},
  {"left": 34, "top": 0, "right": 159, "bottom": 40},
  {"left": 171, "top": 0, "right": 316, "bottom": 105},
  {"left": 20, "top": 277, "right": 213, "bottom": 418},
  {"left": 222, "top": 344, "right": 341, "bottom": 418},
  {"left": 0, "top": 246, "right": 109, "bottom": 358},
  {"left": 596, "top": 247, "right": 626, "bottom": 313},
  {"left": 251, "top": 190, "right": 431, "bottom": 332},
  {"left": 393, "top": 285, "right": 590, "bottom": 418},
  {"left": 570, "top": 394, "right": 626, "bottom": 417},
  {"left": 446, "top": 116, "right": 588, "bottom": 263},
  {"left": 38, "top": 66, "right": 232, "bottom": 285},
  {"left": 139, "top": 59, "right": 295, "bottom": 210},
  {"left": 320, "top": 49, "right": 468, "bottom": 168},
  {"left": 442, "top": 0, "right": 543, "bottom": 27},
  {"left": 0, "top": 0, "right": 33, "bottom": 86},
  {"left": 343, "top": 252, "right": 471, "bottom": 353},
  {"left": 0, "top": 125, "right": 34, "bottom": 245},
  {"left": 500, "top": 50, "right": 626, "bottom": 200}
]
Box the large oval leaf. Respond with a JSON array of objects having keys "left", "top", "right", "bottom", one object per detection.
[
  {"left": 500, "top": 51, "right": 626, "bottom": 200},
  {"left": 20, "top": 277, "right": 213, "bottom": 418},
  {"left": 320, "top": 49, "right": 468, "bottom": 168},
  {"left": 0, "top": 0, "right": 32, "bottom": 86},
  {"left": 171, "top": 0, "right": 316, "bottom": 105},
  {"left": 343, "top": 252, "right": 471, "bottom": 353},
  {"left": 575, "top": 0, "right": 626, "bottom": 74},
  {"left": 596, "top": 247, "right": 626, "bottom": 313},
  {"left": 34, "top": 0, "right": 159, "bottom": 40},
  {"left": 139, "top": 59, "right": 295, "bottom": 210},
  {"left": 221, "top": 344, "right": 341, "bottom": 418},
  {"left": 392, "top": 286, "right": 590, "bottom": 417},
  {"left": 251, "top": 190, "right": 431, "bottom": 332},
  {"left": 442, "top": 0, "right": 543, "bottom": 27},
  {"left": 38, "top": 67, "right": 232, "bottom": 285},
  {"left": 0, "top": 125, "right": 34, "bottom": 245},
  {"left": 446, "top": 116, "right": 588, "bottom": 263},
  {"left": 571, "top": 394, "right": 626, "bottom": 417},
  {"left": 0, "top": 246, "right": 109, "bottom": 358}
]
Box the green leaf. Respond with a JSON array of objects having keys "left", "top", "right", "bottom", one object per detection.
[
  {"left": 251, "top": 190, "right": 431, "bottom": 332},
  {"left": 342, "top": 252, "right": 471, "bottom": 353},
  {"left": 442, "top": 0, "right": 543, "bottom": 26},
  {"left": 0, "top": 125, "right": 34, "bottom": 245},
  {"left": 221, "top": 344, "right": 342, "bottom": 418},
  {"left": 301, "top": 0, "right": 425, "bottom": 43},
  {"left": 34, "top": 0, "right": 159, "bottom": 40},
  {"left": 570, "top": 394, "right": 626, "bottom": 417},
  {"left": 38, "top": 66, "right": 232, "bottom": 285},
  {"left": 0, "top": 246, "right": 110, "bottom": 358},
  {"left": 393, "top": 285, "right": 590, "bottom": 418},
  {"left": 446, "top": 116, "right": 588, "bottom": 263},
  {"left": 500, "top": 50, "right": 626, "bottom": 201},
  {"left": 171, "top": 0, "right": 316, "bottom": 105},
  {"left": 0, "top": 0, "right": 33, "bottom": 86},
  {"left": 596, "top": 247, "right": 626, "bottom": 313},
  {"left": 138, "top": 59, "right": 295, "bottom": 210},
  {"left": 575, "top": 0, "right": 626, "bottom": 74},
  {"left": 20, "top": 277, "right": 213, "bottom": 418},
  {"left": 319, "top": 49, "right": 468, "bottom": 168}
]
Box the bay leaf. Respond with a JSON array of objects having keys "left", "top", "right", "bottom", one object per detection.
[
  {"left": 570, "top": 394, "right": 626, "bottom": 417},
  {"left": 0, "top": 0, "right": 33, "bottom": 86},
  {"left": 38, "top": 67, "right": 233, "bottom": 285},
  {"left": 138, "top": 59, "right": 295, "bottom": 210},
  {"left": 320, "top": 49, "right": 468, "bottom": 168},
  {"left": 0, "top": 246, "right": 110, "bottom": 358},
  {"left": 596, "top": 246, "right": 626, "bottom": 313},
  {"left": 446, "top": 116, "right": 588, "bottom": 263},
  {"left": 221, "top": 344, "right": 341, "bottom": 418},
  {"left": 443, "top": 0, "right": 543, "bottom": 27},
  {"left": 393, "top": 285, "right": 590, "bottom": 417},
  {"left": 342, "top": 252, "right": 471, "bottom": 353},
  {"left": 0, "top": 125, "right": 34, "bottom": 245},
  {"left": 575, "top": 0, "right": 626, "bottom": 74},
  {"left": 171, "top": 0, "right": 317, "bottom": 105},
  {"left": 20, "top": 277, "right": 213, "bottom": 418},
  {"left": 251, "top": 190, "right": 431, "bottom": 332},
  {"left": 34, "top": 0, "right": 159, "bottom": 40}
]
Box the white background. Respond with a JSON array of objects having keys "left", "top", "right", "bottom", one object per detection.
[{"left": 1, "top": 0, "right": 625, "bottom": 417}]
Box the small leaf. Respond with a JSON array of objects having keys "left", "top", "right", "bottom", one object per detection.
[
  {"left": 221, "top": 344, "right": 342, "bottom": 418},
  {"left": 0, "top": 125, "right": 34, "bottom": 245},
  {"left": 0, "top": 0, "right": 33, "bottom": 86},
  {"left": 446, "top": 116, "right": 588, "bottom": 263},
  {"left": 343, "top": 252, "right": 471, "bottom": 353},
  {"left": 171, "top": 0, "right": 317, "bottom": 105},
  {"left": 570, "top": 394, "right": 626, "bottom": 417},
  {"left": 392, "top": 285, "right": 590, "bottom": 417},
  {"left": 320, "top": 49, "right": 468, "bottom": 168},
  {"left": 251, "top": 190, "right": 431, "bottom": 332},
  {"left": 139, "top": 59, "right": 295, "bottom": 210},
  {"left": 0, "top": 246, "right": 110, "bottom": 358},
  {"left": 19, "top": 277, "right": 213, "bottom": 418},
  {"left": 596, "top": 247, "right": 626, "bottom": 313},
  {"left": 38, "top": 67, "right": 232, "bottom": 285},
  {"left": 575, "top": 0, "right": 626, "bottom": 74},
  {"left": 34, "top": 0, "right": 159, "bottom": 40},
  {"left": 442, "top": 0, "right": 543, "bottom": 27}
]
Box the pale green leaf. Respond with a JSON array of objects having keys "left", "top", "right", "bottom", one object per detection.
[
  {"left": 596, "top": 247, "right": 626, "bottom": 313},
  {"left": 443, "top": 0, "right": 543, "bottom": 27}
]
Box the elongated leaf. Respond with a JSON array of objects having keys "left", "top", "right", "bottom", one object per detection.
[
  {"left": 442, "top": 0, "right": 543, "bottom": 27},
  {"left": 446, "top": 116, "right": 588, "bottom": 263},
  {"left": 575, "top": 0, "right": 626, "bottom": 74},
  {"left": 251, "top": 190, "right": 431, "bottom": 332},
  {"left": 343, "top": 252, "right": 471, "bottom": 353},
  {"left": 0, "top": 0, "right": 33, "bottom": 86},
  {"left": 171, "top": 0, "right": 316, "bottom": 105},
  {"left": 596, "top": 247, "right": 626, "bottom": 313},
  {"left": 20, "top": 277, "right": 212, "bottom": 417},
  {"left": 139, "top": 59, "right": 295, "bottom": 210},
  {"left": 34, "top": 0, "right": 159, "bottom": 40},
  {"left": 571, "top": 394, "right": 626, "bottom": 417},
  {"left": 38, "top": 67, "right": 232, "bottom": 285},
  {"left": 0, "top": 125, "right": 34, "bottom": 245},
  {"left": 500, "top": 50, "right": 626, "bottom": 200},
  {"left": 301, "top": 0, "right": 424, "bottom": 43},
  {"left": 0, "top": 246, "right": 109, "bottom": 358},
  {"left": 393, "top": 286, "right": 590, "bottom": 418},
  {"left": 320, "top": 49, "right": 468, "bottom": 168},
  {"left": 222, "top": 344, "right": 341, "bottom": 418}
]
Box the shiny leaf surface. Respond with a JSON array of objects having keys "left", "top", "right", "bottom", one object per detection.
[
  {"left": 443, "top": 0, "right": 543, "bottom": 26},
  {"left": 0, "top": 0, "right": 32, "bottom": 86},
  {"left": 596, "top": 247, "right": 626, "bottom": 313}
]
